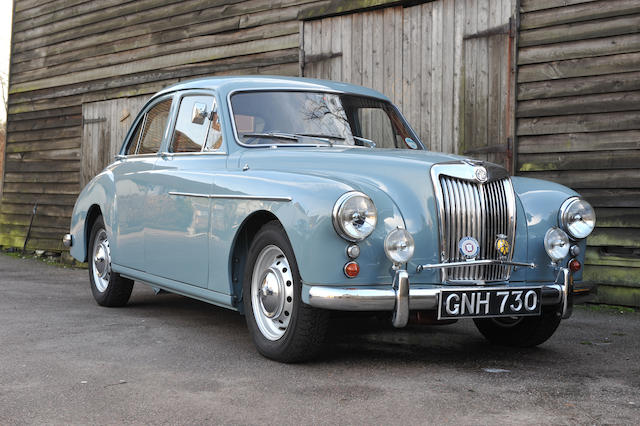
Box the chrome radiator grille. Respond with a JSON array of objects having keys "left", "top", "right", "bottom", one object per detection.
[{"left": 437, "top": 174, "right": 516, "bottom": 282}]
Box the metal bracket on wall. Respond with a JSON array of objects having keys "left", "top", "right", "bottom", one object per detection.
[{"left": 82, "top": 117, "right": 107, "bottom": 127}]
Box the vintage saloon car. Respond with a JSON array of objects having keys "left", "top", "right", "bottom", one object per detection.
[{"left": 65, "top": 76, "right": 595, "bottom": 362}]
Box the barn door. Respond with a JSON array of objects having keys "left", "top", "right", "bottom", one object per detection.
[
  {"left": 462, "top": 17, "right": 516, "bottom": 172},
  {"left": 81, "top": 96, "right": 148, "bottom": 186}
]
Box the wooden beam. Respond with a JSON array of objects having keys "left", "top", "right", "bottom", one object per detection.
[
  {"left": 593, "top": 208, "right": 640, "bottom": 228},
  {"left": 519, "top": 13, "right": 640, "bottom": 47},
  {"left": 518, "top": 52, "right": 640, "bottom": 83},
  {"left": 578, "top": 189, "right": 640, "bottom": 207},
  {"left": 520, "top": 0, "right": 596, "bottom": 13},
  {"left": 518, "top": 169, "right": 640, "bottom": 188},
  {"left": 297, "top": 0, "right": 423, "bottom": 21},
  {"left": 517, "top": 110, "right": 640, "bottom": 135},
  {"left": 518, "top": 149, "right": 640, "bottom": 172},
  {"left": 517, "top": 90, "right": 640, "bottom": 117},
  {"left": 10, "top": 35, "right": 299, "bottom": 94},
  {"left": 11, "top": 21, "right": 298, "bottom": 84},
  {"left": 520, "top": 0, "right": 640, "bottom": 30},
  {"left": 519, "top": 33, "right": 640, "bottom": 65},
  {"left": 588, "top": 228, "right": 640, "bottom": 248},
  {"left": 517, "top": 130, "right": 640, "bottom": 153},
  {"left": 517, "top": 71, "right": 640, "bottom": 100}
]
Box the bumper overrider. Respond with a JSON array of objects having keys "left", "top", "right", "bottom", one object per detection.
[{"left": 304, "top": 260, "right": 574, "bottom": 328}]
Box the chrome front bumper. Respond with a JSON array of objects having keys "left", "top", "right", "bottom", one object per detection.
[{"left": 305, "top": 268, "right": 573, "bottom": 328}]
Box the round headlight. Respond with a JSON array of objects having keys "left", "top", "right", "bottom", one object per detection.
[
  {"left": 544, "top": 227, "right": 570, "bottom": 263},
  {"left": 560, "top": 197, "right": 596, "bottom": 239},
  {"left": 384, "top": 228, "right": 415, "bottom": 264},
  {"left": 332, "top": 192, "right": 377, "bottom": 241}
]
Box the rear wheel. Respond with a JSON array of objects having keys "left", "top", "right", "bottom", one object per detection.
[
  {"left": 88, "top": 216, "right": 134, "bottom": 307},
  {"left": 473, "top": 311, "right": 562, "bottom": 347},
  {"left": 243, "top": 221, "right": 329, "bottom": 362}
]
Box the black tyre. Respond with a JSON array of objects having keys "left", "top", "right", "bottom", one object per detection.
[
  {"left": 243, "top": 221, "right": 329, "bottom": 362},
  {"left": 88, "top": 215, "right": 134, "bottom": 307},
  {"left": 473, "top": 310, "right": 562, "bottom": 347}
]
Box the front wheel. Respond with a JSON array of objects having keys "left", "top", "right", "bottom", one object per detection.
[
  {"left": 473, "top": 311, "right": 562, "bottom": 347},
  {"left": 88, "top": 216, "right": 134, "bottom": 307},
  {"left": 243, "top": 221, "right": 329, "bottom": 362}
]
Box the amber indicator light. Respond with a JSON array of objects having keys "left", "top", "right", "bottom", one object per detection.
[{"left": 344, "top": 261, "right": 360, "bottom": 278}]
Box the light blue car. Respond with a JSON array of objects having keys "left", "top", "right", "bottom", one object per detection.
[{"left": 65, "top": 76, "right": 596, "bottom": 362}]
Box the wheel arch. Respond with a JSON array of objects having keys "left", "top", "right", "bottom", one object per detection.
[
  {"left": 229, "top": 210, "right": 283, "bottom": 311},
  {"left": 84, "top": 204, "right": 103, "bottom": 262}
]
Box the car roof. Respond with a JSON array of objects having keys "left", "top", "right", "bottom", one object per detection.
[{"left": 153, "top": 75, "right": 391, "bottom": 102}]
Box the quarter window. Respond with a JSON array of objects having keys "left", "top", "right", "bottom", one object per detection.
[
  {"left": 171, "top": 95, "right": 218, "bottom": 153},
  {"left": 137, "top": 99, "right": 172, "bottom": 154},
  {"left": 125, "top": 118, "right": 144, "bottom": 156}
]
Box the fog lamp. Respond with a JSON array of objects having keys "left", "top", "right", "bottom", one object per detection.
[
  {"left": 544, "top": 227, "right": 570, "bottom": 263},
  {"left": 384, "top": 228, "right": 415, "bottom": 265}
]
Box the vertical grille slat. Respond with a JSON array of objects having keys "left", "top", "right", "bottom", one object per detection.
[{"left": 438, "top": 174, "right": 515, "bottom": 282}]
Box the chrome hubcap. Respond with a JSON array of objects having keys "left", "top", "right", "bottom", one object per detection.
[
  {"left": 251, "top": 245, "right": 294, "bottom": 341},
  {"left": 92, "top": 229, "right": 111, "bottom": 293}
]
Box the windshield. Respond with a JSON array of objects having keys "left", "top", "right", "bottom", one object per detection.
[{"left": 230, "top": 91, "right": 422, "bottom": 150}]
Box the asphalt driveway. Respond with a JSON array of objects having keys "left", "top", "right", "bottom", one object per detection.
[{"left": 1, "top": 253, "right": 638, "bottom": 425}]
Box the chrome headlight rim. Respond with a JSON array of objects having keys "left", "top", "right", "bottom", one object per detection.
[
  {"left": 332, "top": 191, "right": 377, "bottom": 242},
  {"left": 559, "top": 197, "right": 596, "bottom": 239}
]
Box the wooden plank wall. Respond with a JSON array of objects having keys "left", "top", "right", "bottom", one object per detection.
[
  {"left": 1, "top": 0, "right": 336, "bottom": 252},
  {"left": 516, "top": 0, "right": 640, "bottom": 306},
  {"left": 302, "top": 0, "right": 516, "bottom": 156},
  {"left": 81, "top": 96, "right": 149, "bottom": 187}
]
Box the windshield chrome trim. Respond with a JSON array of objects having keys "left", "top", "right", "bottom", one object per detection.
[{"left": 226, "top": 88, "right": 425, "bottom": 150}]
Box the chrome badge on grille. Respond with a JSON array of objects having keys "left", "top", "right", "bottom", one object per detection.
[
  {"left": 475, "top": 166, "right": 488, "bottom": 183},
  {"left": 459, "top": 237, "right": 480, "bottom": 260}
]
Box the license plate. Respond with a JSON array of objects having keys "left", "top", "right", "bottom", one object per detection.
[{"left": 438, "top": 287, "right": 542, "bottom": 319}]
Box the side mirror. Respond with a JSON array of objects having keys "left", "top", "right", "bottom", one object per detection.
[{"left": 191, "top": 103, "right": 208, "bottom": 125}]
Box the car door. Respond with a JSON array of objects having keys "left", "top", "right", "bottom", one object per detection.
[
  {"left": 144, "top": 91, "right": 226, "bottom": 289},
  {"left": 111, "top": 95, "right": 174, "bottom": 272}
]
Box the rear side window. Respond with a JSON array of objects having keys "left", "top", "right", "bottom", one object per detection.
[
  {"left": 170, "top": 95, "right": 216, "bottom": 153},
  {"left": 137, "top": 99, "right": 172, "bottom": 154}
]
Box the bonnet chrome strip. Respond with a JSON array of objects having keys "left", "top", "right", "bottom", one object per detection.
[{"left": 169, "top": 191, "right": 292, "bottom": 202}]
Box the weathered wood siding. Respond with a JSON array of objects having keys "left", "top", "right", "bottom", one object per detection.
[
  {"left": 302, "top": 0, "right": 516, "bottom": 161},
  {"left": 81, "top": 97, "right": 149, "bottom": 187},
  {"left": 1, "top": 0, "right": 325, "bottom": 252},
  {"left": 517, "top": 0, "right": 640, "bottom": 306}
]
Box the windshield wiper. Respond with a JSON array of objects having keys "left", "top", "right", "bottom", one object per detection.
[
  {"left": 241, "top": 132, "right": 299, "bottom": 141},
  {"left": 240, "top": 132, "right": 335, "bottom": 146}
]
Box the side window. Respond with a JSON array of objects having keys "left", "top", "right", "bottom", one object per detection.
[
  {"left": 138, "top": 99, "right": 172, "bottom": 154},
  {"left": 171, "top": 95, "right": 216, "bottom": 153},
  {"left": 125, "top": 117, "right": 145, "bottom": 155}
]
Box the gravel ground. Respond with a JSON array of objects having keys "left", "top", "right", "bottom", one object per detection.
[{"left": 1, "top": 253, "right": 638, "bottom": 425}]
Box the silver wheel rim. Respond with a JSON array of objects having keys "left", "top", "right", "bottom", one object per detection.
[
  {"left": 92, "top": 229, "right": 111, "bottom": 293},
  {"left": 251, "top": 245, "right": 295, "bottom": 341}
]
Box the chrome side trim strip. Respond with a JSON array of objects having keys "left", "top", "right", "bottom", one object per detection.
[
  {"left": 168, "top": 191, "right": 209, "bottom": 198},
  {"left": 168, "top": 191, "right": 292, "bottom": 202},
  {"left": 416, "top": 259, "right": 536, "bottom": 273}
]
